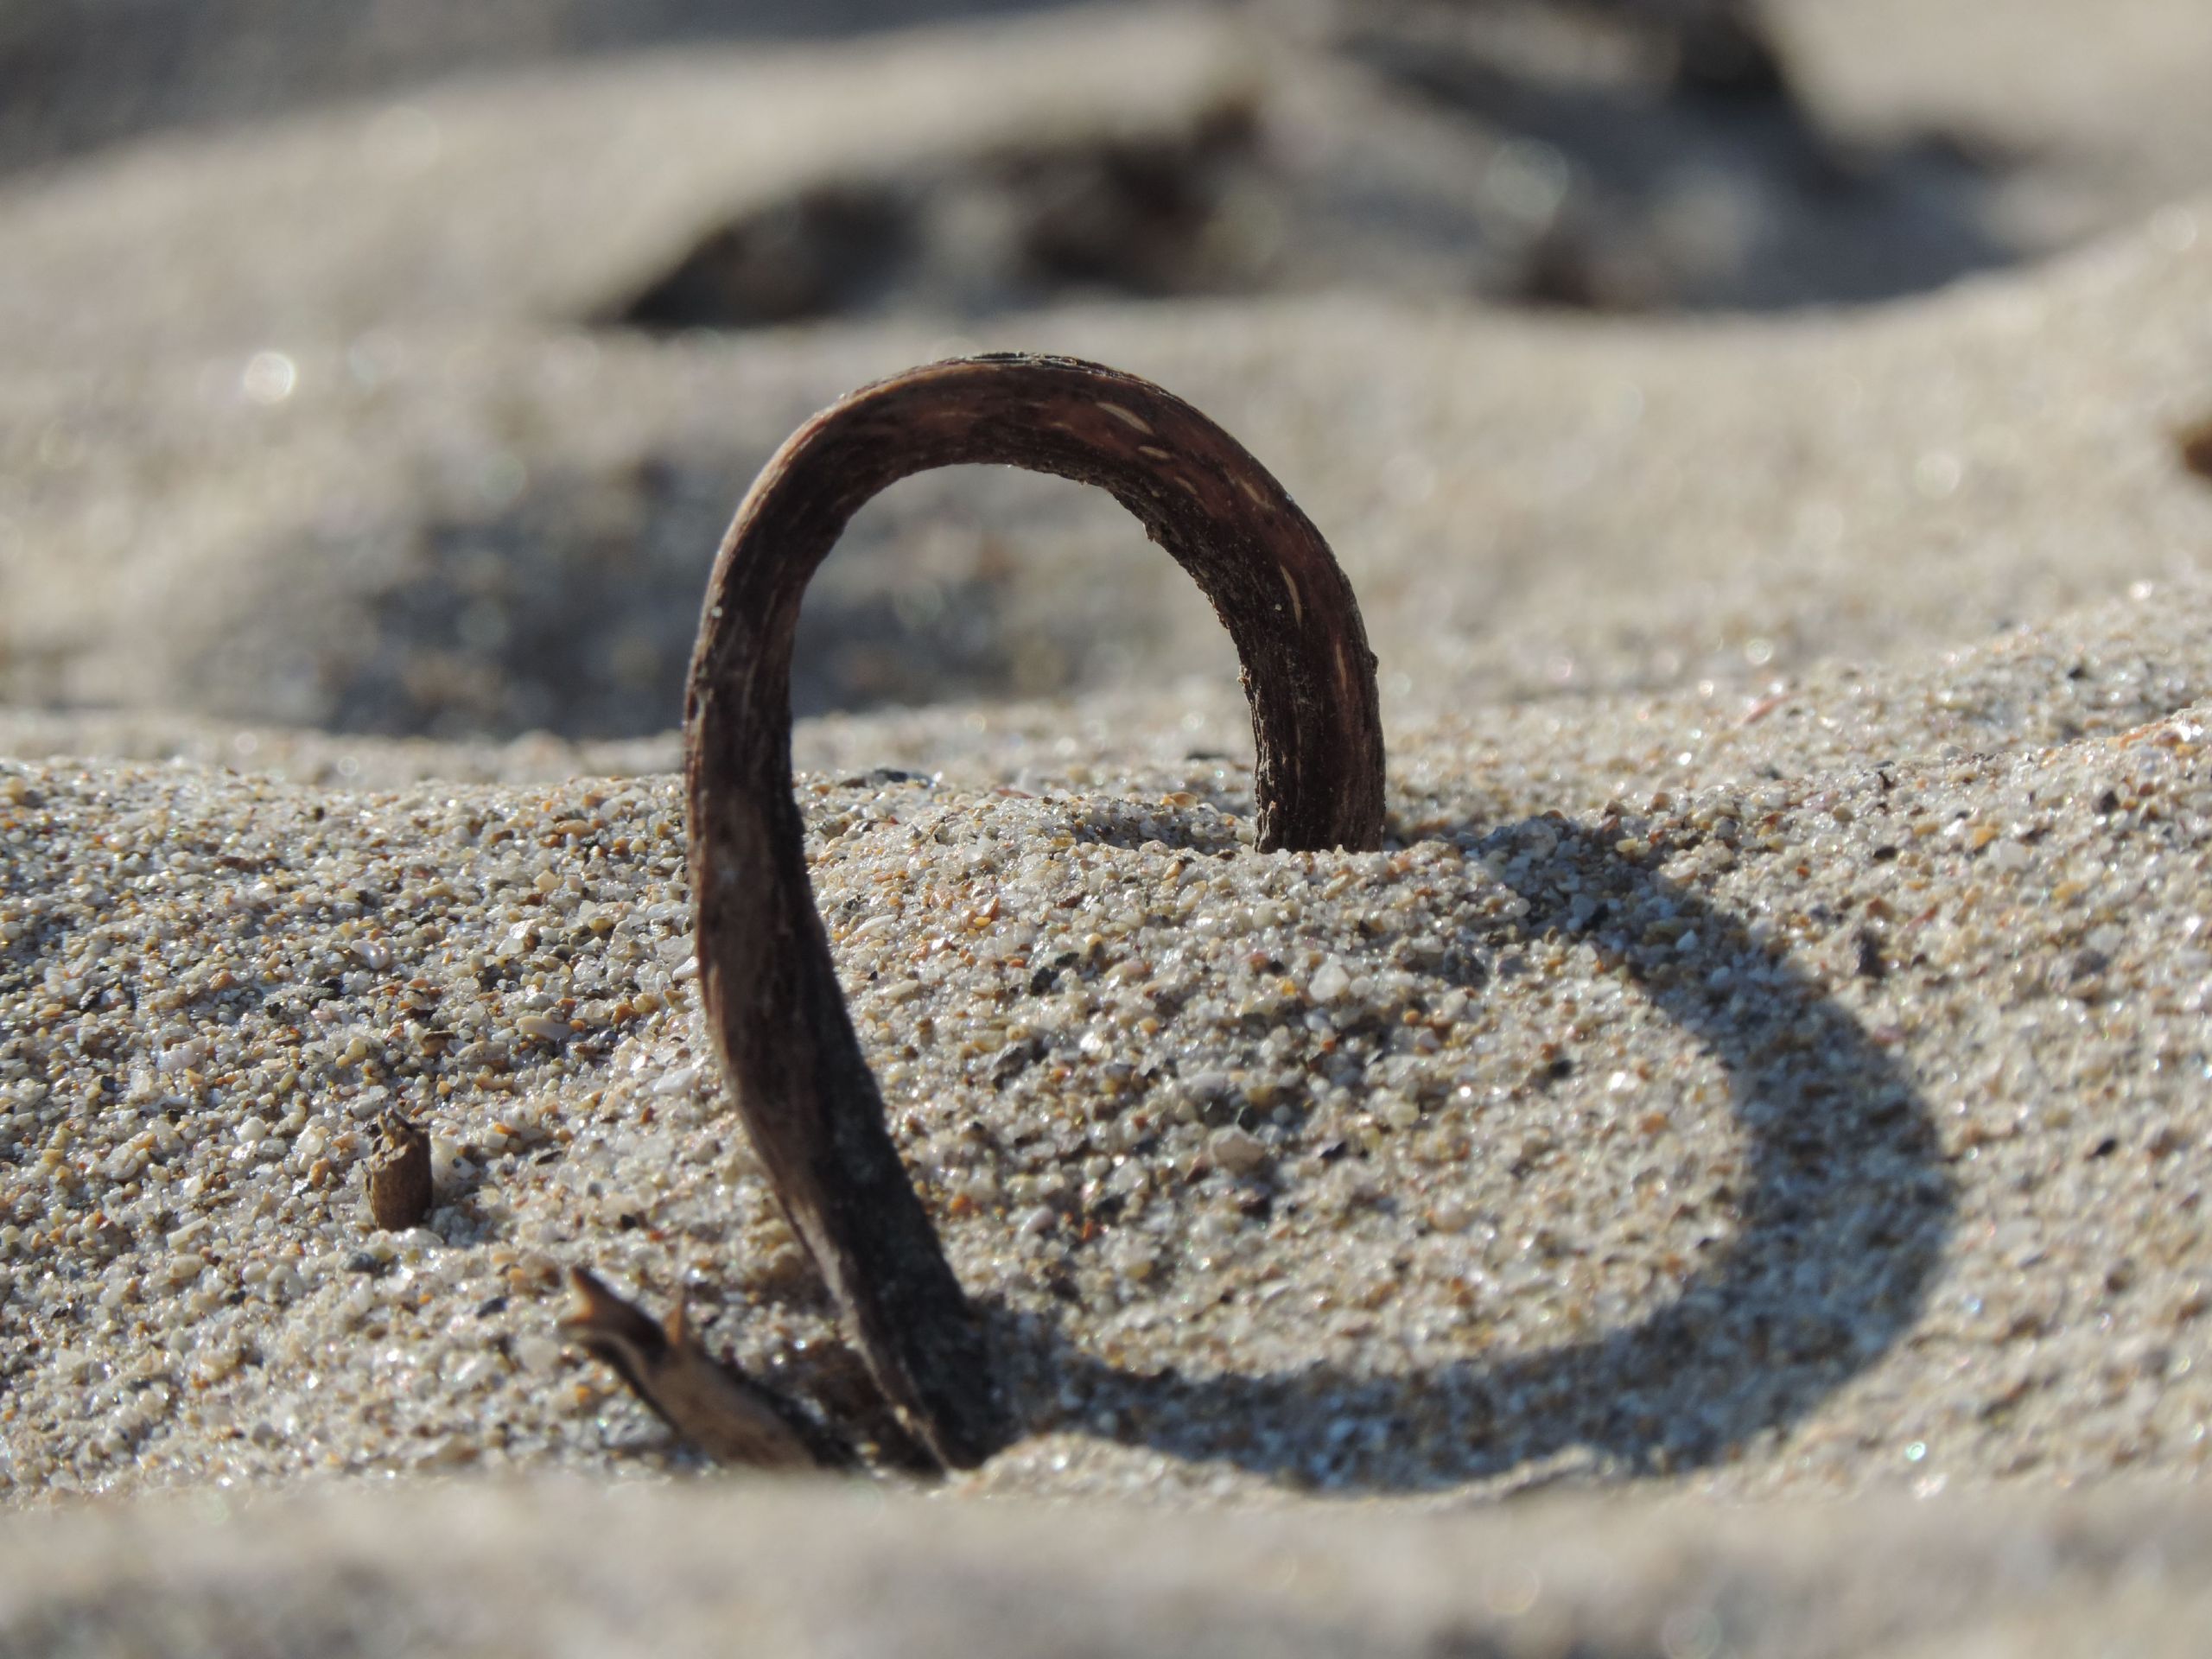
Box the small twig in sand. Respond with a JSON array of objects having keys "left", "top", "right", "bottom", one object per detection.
[
  {"left": 560, "top": 1268, "right": 855, "bottom": 1471},
  {"left": 365, "top": 1110, "right": 433, "bottom": 1232}
]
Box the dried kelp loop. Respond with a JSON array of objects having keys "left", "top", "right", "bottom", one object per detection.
[{"left": 683, "top": 353, "right": 1385, "bottom": 1469}]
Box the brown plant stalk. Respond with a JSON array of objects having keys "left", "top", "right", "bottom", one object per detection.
[{"left": 664, "top": 352, "right": 1384, "bottom": 1470}]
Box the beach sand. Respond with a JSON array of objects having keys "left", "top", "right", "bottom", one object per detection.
[{"left": 3, "top": 3, "right": 2210, "bottom": 1650}]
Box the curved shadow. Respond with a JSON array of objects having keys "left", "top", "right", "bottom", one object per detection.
[{"left": 982, "top": 812, "right": 1955, "bottom": 1491}]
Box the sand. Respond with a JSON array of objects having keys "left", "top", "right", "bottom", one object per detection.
[
  {"left": 3, "top": 3, "right": 2211, "bottom": 1651},
  {"left": 6, "top": 1478, "right": 2210, "bottom": 1657}
]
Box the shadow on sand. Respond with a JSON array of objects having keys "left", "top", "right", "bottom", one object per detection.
[{"left": 985, "top": 813, "right": 1953, "bottom": 1492}]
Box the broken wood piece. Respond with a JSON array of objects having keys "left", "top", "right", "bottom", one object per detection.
[{"left": 560, "top": 1268, "right": 854, "bottom": 1471}]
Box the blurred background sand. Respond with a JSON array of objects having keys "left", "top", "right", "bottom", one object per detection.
[{"left": 5, "top": 0, "right": 2210, "bottom": 754}]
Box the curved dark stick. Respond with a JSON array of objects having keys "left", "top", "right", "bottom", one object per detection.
[{"left": 683, "top": 353, "right": 1384, "bottom": 1469}]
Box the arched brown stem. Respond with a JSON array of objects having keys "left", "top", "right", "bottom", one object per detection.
[{"left": 684, "top": 353, "right": 1384, "bottom": 1469}]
